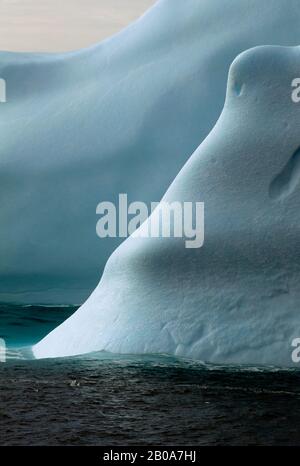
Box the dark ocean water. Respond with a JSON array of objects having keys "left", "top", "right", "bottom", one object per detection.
[{"left": 1, "top": 305, "right": 300, "bottom": 446}]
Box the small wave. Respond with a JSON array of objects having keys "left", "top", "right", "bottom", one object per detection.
[{"left": 5, "top": 348, "right": 30, "bottom": 361}]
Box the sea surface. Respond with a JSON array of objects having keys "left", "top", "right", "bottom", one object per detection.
[{"left": 1, "top": 304, "right": 300, "bottom": 446}]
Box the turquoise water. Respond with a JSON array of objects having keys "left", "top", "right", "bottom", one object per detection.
[{"left": 0, "top": 303, "right": 77, "bottom": 347}]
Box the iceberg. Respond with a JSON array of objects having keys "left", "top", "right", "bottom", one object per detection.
[
  {"left": 2, "top": 0, "right": 300, "bottom": 304},
  {"left": 34, "top": 45, "right": 300, "bottom": 366}
]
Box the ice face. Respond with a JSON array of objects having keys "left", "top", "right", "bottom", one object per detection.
[
  {"left": 34, "top": 45, "right": 300, "bottom": 367},
  {"left": 2, "top": 0, "right": 300, "bottom": 304}
]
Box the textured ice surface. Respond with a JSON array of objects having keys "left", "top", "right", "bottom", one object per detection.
[
  {"left": 34, "top": 45, "right": 300, "bottom": 366},
  {"left": 2, "top": 0, "right": 300, "bottom": 303}
]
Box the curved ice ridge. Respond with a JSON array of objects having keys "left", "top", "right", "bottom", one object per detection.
[
  {"left": 34, "top": 45, "right": 300, "bottom": 367},
  {"left": 2, "top": 0, "right": 300, "bottom": 304}
]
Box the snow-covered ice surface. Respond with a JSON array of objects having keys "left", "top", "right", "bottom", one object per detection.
[
  {"left": 2, "top": 0, "right": 300, "bottom": 304},
  {"left": 34, "top": 44, "right": 300, "bottom": 367}
]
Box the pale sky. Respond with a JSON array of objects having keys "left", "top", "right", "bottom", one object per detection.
[{"left": 0, "top": 0, "right": 156, "bottom": 52}]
